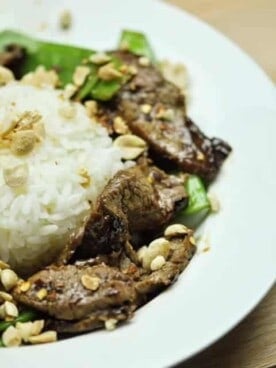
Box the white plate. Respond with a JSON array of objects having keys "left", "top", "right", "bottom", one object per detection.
[{"left": 1, "top": 0, "right": 276, "bottom": 367}]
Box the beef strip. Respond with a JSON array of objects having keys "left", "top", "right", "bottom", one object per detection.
[
  {"left": 73, "top": 163, "right": 187, "bottom": 260},
  {"left": 135, "top": 236, "right": 195, "bottom": 300},
  {"left": 46, "top": 305, "right": 134, "bottom": 333},
  {"left": 13, "top": 264, "right": 136, "bottom": 322},
  {"left": 114, "top": 229, "right": 196, "bottom": 304},
  {"left": 76, "top": 228, "right": 196, "bottom": 307},
  {"left": 96, "top": 51, "right": 231, "bottom": 182},
  {"left": 0, "top": 44, "right": 26, "bottom": 78},
  {"left": 13, "top": 227, "right": 195, "bottom": 334},
  {"left": 54, "top": 220, "right": 88, "bottom": 267}
]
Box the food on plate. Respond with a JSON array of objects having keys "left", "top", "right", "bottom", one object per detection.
[
  {"left": 0, "top": 83, "right": 124, "bottom": 275},
  {"left": 0, "top": 29, "right": 231, "bottom": 346},
  {"left": 74, "top": 162, "right": 187, "bottom": 260}
]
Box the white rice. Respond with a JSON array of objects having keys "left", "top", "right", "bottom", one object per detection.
[{"left": 0, "top": 83, "right": 124, "bottom": 274}]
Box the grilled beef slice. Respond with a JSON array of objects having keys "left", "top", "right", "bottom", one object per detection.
[
  {"left": 46, "top": 305, "right": 134, "bottom": 333},
  {"left": 74, "top": 163, "right": 187, "bottom": 259},
  {"left": 96, "top": 51, "right": 231, "bottom": 182},
  {"left": 13, "top": 228, "right": 195, "bottom": 334},
  {"left": 13, "top": 264, "right": 136, "bottom": 322},
  {"left": 135, "top": 234, "right": 195, "bottom": 300}
]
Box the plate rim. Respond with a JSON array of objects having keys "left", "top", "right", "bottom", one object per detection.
[{"left": 0, "top": 0, "right": 275, "bottom": 366}]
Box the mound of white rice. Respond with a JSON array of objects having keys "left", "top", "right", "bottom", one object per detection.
[{"left": 0, "top": 83, "right": 124, "bottom": 274}]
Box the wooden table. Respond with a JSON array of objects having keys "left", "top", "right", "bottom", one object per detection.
[
  {"left": 166, "top": 1, "right": 276, "bottom": 367},
  {"left": 167, "top": 0, "right": 276, "bottom": 82}
]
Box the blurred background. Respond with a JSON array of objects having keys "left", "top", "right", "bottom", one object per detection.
[
  {"left": 168, "top": 0, "right": 276, "bottom": 82},
  {"left": 166, "top": 1, "right": 276, "bottom": 368}
]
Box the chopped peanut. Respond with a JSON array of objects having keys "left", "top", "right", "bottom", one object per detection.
[
  {"left": 138, "top": 237, "right": 170, "bottom": 270},
  {"left": 156, "top": 108, "right": 174, "bottom": 121},
  {"left": 21, "top": 66, "right": 59, "bottom": 88},
  {"left": 98, "top": 63, "right": 122, "bottom": 81},
  {"left": 3, "top": 163, "right": 29, "bottom": 189},
  {"left": 89, "top": 53, "right": 111, "bottom": 65},
  {"left": 113, "top": 116, "right": 129, "bottom": 135},
  {"left": 0, "top": 260, "right": 10, "bottom": 270},
  {"left": 78, "top": 167, "right": 91, "bottom": 188},
  {"left": 196, "top": 151, "right": 205, "bottom": 161},
  {"left": 105, "top": 319, "right": 118, "bottom": 331},
  {"left": 2, "top": 326, "right": 22, "bottom": 347},
  {"left": 4, "top": 301, "right": 19, "bottom": 318},
  {"left": 16, "top": 322, "right": 34, "bottom": 342},
  {"left": 15, "top": 111, "right": 42, "bottom": 131},
  {"left": 160, "top": 60, "right": 188, "bottom": 93},
  {"left": 81, "top": 275, "right": 100, "bottom": 291},
  {"left": 62, "top": 83, "right": 77, "bottom": 99},
  {"left": 164, "top": 224, "right": 189, "bottom": 239},
  {"left": 127, "top": 65, "right": 138, "bottom": 75},
  {"left": 150, "top": 255, "right": 166, "bottom": 271},
  {"left": 0, "top": 304, "right": 6, "bottom": 319},
  {"left": 36, "top": 288, "right": 48, "bottom": 300},
  {"left": 0, "top": 291, "right": 13, "bottom": 302},
  {"left": 10, "top": 130, "right": 36, "bottom": 156},
  {"left": 138, "top": 57, "right": 150, "bottom": 67},
  {"left": 31, "top": 320, "right": 45, "bottom": 336},
  {"left": 59, "top": 10, "right": 72, "bottom": 30},
  {"left": 140, "top": 104, "right": 152, "bottom": 114},
  {"left": 208, "top": 193, "right": 220, "bottom": 213},
  {"left": 28, "top": 330, "right": 57, "bottom": 344},
  {"left": 19, "top": 281, "right": 31, "bottom": 293},
  {"left": 85, "top": 100, "right": 98, "bottom": 117},
  {"left": 0, "top": 66, "right": 14, "bottom": 85},
  {"left": 58, "top": 101, "right": 76, "bottom": 120},
  {"left": 0, "top": 269, "right": 18, "bottom": 291},
  {"left": 113, "top": 134, "right": 147, "bottom": 160},
  {"left": 73, "top": 66, "right": 90, "bottom": 87}
]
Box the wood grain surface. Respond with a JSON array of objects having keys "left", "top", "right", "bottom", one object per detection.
[
  {"left": 166, "top": 1, "right": 276, "bottom": 367},
  {"left": 167, "top": 0, "right": 276, "bottom": 82},
  {"left": 177, "top": 287, "right": 276, "bottom": 368}
]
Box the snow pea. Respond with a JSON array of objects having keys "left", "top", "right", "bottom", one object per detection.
[
  {"left": 0, "top": 30, "right": 130, "bottom": 101},
  {"left": 176, "top": 175, "right": 211, "bottom": 228},
  {"left": 119, "top": 30, "right": 156, "bottom": 62},
  {"left": 0, "top": 29, "right": 156, "bottom": 100},
  {"left": 0, "top": 29, "right": 93, "bottom": 85}
]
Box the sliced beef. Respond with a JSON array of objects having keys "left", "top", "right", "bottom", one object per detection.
[
  {"left": 96, "top": 51, "right": 231, "bottom": 182},
  {"left": 13, "top": 264, "right": 136, "bottom": 321},
  {"left": 117, "top": 230, "right": 196, "bottom": 304},
  {"left": 13, "top": 225, "right": 195, "bottom": 334},
  {"left": 0, "top": 44, "right": 26, "bottom": 78},
  {"left": 46, "top": 305, "right": 134, "bottom": 333},
  {"left": 54, "top": 226, "right": 86, "bottom": 267},
  {"left": 73, "top": 227, "right": 196, "bottom": 305},
  {"left": 74, "top": 163, "right": 187, "bottom": 259}
]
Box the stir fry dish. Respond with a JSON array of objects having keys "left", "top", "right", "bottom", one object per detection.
[{"left": 0, "top": 29, "right": 231, "bottom": 347}]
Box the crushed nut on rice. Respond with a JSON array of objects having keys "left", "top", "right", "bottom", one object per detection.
[{"left": 21, "top": 66, "right": 60, "bottom": 88}]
